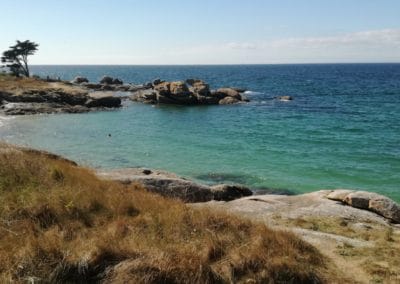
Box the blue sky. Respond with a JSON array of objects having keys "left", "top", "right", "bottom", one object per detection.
[{"left": 2, "top": 0, "right": 400, "bottom": 64}]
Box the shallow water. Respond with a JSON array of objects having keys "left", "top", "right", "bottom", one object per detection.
[{"left": 1, "top": 64, "right": 399, "bottom": 201}]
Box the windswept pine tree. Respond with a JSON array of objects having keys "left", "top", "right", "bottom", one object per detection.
[{"left": 1, "top": 40, "right": 38, "bottom": 77}]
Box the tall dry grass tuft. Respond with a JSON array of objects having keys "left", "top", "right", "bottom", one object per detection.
[{"left": 0, "top": 143, "right": 342, "bottom": 283}]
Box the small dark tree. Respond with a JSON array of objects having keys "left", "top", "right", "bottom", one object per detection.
[{"left": 1, "top": 40, "right": 39, "bottom": 77}]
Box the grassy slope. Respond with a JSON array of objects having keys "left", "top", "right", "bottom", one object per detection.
[
  {"left": 0, "top": 143, "right": 345, "bottom": 283},
  {"left": 0, "top": 75, "right": 86, "bottom": 96}
]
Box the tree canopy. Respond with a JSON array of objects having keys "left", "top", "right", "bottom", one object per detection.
[{"left": 1, "top": 40, "right": 39, "bottom": 77}]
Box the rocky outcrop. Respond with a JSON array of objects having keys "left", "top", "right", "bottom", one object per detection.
[
  {"left": 99, "top": 76, "right": 114, "bottom": 85},
  {"left": 99, "top": 76, "right": 124, "bottom": 85},
  {"left": 216, "top": 88, "right": 242, "bottom": 100},
  {"left": 96, "top": 168, "right": 253, "bottom": 203},
  {"left": 130, "top": 89, "right": 157, "bottom": 104},
  {"left": 131, "top": 79, "right": 249, "bottom": 106},
  {"left": 81, "top": 83, "right": 102, "bottom": 90},
  {"left": 112, "top": 78, "right": 123, "bottom": 85},
  {"left": 211, "top": 184, "right": 253, "bottom": 201},
  {"left": 85, "top": 92, "right": 121, "bottom": 108},
  {"left": 72, "top": 77, "right": 89, "bottom": 84},
  {"left": 327, "top": 189, "right": 400, "bottom": 223},
  {"left": 0, "top": 83, "right": 122, "bottom": 115},
  {"left": 219, "top": 96, "right": 240, "bottom": 105},
  {"left": 1, "top": 102, "right": 90, "bottom": 115},
  {"left": 152, "top": 78, "right": 164, "bottom": 86}
]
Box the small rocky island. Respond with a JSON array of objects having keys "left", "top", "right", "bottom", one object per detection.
[
  {"left": 74, "top": 76, "right": 250, "bottom": 105},
  {"left": 130, "top": 79, "right": 249, "bottom": 105}
]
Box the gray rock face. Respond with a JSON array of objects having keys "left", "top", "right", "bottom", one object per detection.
[
  {"left": 101, "top": 85, "right": 114, "bottom": 91},
  {"left": 96, "top": 168, "right": 252, "bottom": 203},
  {"left": 139, "top": 178, "right": 214, "bottom": 203},
  {"left": 1, "top": 102, "right": 90, "bottom": 115},
  {"left": 112, "top": 78, "right": 123, "bottom": 85},
  {"left": 216, "top": 88, "right": 242, "bottom": 100},
  {"left": 326, "top": 189, "right": 355, "bottom": 202},
  {"left": 369, "top": 197, "right": 400, "bottom": 223},
  {"left": 211, "top": 184, "right": 253, "bottom": 201},
  {"left": 81, "top": 83, "right": 102, "bottom": 90},
  {"left": 99, "top": 76, "right": 123, "bottom": 85},
  {"left": 85, "top": 93, "right": 121, "bottom": 108},
  {"left": 219, "top": 96, "right": 240, "bottom": 105},
  {"left": 100, "top": 76, "right": 114, "bottom": 85},
  {"left": 196, "top": 95, "right": 220, "bottom": 105},
  {"left": 43, "top": 91, "right": 87, "bottom": 105},
  {"left": 0, "top": 78, "right": 126, "bottom": 116},
  {"left": 72, "top": 77, "right": 89, "bottom": 84},
  {"left": 327, "top": 189, "right": 400, "bottom": 223}
]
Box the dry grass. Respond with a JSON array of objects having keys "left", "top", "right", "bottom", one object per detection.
[
  {"left": 0, "top": 75, "right": 86, "bottom": 96},
  {"left": 0, "top": 143, "right": 344, "bottom": 283},
  {"left": 284, "top": 216, "right": 400, "bottom": 283}
]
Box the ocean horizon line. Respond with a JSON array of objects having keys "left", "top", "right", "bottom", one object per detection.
[{"left": 29, "top": 62, "right": 400, "bottom": 67}]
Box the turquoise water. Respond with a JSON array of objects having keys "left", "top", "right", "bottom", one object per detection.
[{"left": 1, "top": 64, "right": 399, "bottom": 201}]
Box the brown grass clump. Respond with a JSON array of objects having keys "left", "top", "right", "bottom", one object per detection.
[{"left": 0, "top": 143, "right": 340, "bottom": 283}]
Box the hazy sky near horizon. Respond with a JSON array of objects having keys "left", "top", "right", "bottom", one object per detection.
[{"left": 1, "top": 0, "right": 400, "bottom": 64}]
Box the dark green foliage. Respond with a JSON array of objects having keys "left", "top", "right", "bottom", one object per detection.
[{"left": 1, "top": 40, "right": 39, "bottom": 77}]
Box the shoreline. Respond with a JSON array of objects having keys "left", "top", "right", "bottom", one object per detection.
[
  {"left": 1, "top": 72, "right": 399, "bottom": 202},
  {"left": 2, "top": 142, "right": 400, "bottom": 225},
  {"left": 1, "top": 140, "right": 400, "bottom": 282}
]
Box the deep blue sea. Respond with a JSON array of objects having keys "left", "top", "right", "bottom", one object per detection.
[{"left": 1, "top": 64, "right": 399, "bottom": 201}]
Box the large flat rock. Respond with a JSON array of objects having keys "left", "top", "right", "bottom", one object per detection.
[{"left": 96, "top": 168, "right": 252, "bottom": 203}]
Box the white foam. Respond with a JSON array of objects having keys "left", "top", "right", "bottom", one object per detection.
[
  {"left": 244, "top": 90, "right": 262, "bottom": 95},
  {"left": 0, "top": 115, "right": 14, "bottom": 127}
]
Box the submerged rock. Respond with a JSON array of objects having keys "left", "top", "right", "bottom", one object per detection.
[{"left": 277, "top": 95, "right": 293, "bottom": 101}]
